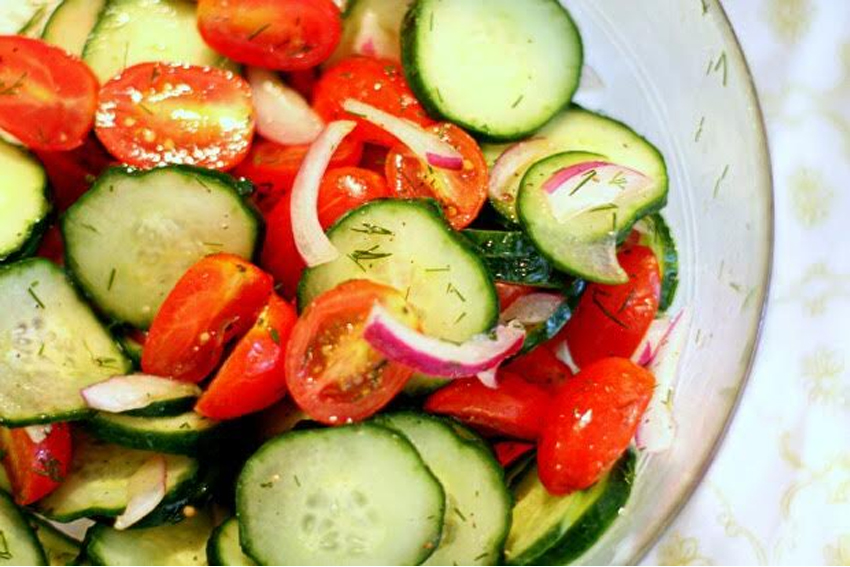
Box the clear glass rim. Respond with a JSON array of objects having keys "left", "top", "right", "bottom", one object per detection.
[{"left": 628, "top": 1, "right": 776, "bottom": 563}]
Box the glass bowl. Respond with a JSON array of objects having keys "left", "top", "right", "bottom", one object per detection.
[{"left": 562, "top": 0, "right": 773, "bottom": 563}]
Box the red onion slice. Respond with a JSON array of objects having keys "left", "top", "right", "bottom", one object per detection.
[
  {"left": 363, "top": 304, "right": 526, "bottom": 387},
  {"left": 114, "top": 455, "right": 167, "bottom": 530},
  {"left": 247, "top": 67, "right": 324, "bottom": 146},
  {"left": 291, "top": 120, "right": 357, "bottom": 266},
  {"left": 631, "top": 311, "right": 685, "bottom": 367},
  {"left": 24, "top": 425, "right": 52, "bottom": 444},
  {"left": 342, "top": 99, "right": 463, "bottom": 170},
  {"left": 352, "top": 11, "right": 397, "bottom": 60},
  {"left": 499, "top": 293, "right": 563, "bottom": 326},
  {"left": 489, "top": 138, "right": 553, "bottom": 211},
  {"left": 544, "top": 161, "right": 652, "bottom": 222},
  {"left": 81, "top": 374, "right": 202, "bottom": 413}
]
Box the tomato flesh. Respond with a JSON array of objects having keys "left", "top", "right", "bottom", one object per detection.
[
  {"left": 503, "top": 345, "right": 574, "bottom": 391},
  {"left": 285, "top": 280, "right": 418, "bottom": 425},
  {"left": 95, "top": 62, "right": 254, "bottom": 170},
  {"left": 142, "top": 254, "right": 274, "bottom": 383},
  {"left": 538, "top": 358, "right": 654, "bottom": 494},
  {"left": 0, "top": 36, "right": 98, "bottom": 151},
  {"left": 197, "top": 0, "right": 342, "bottom": 71},
  {"left": 34, "top": 136, "right": 114, "bottom": 212},
  {"left": 0, "top": 423, "right": 72, "bottom": 505},
  {"left": 493, "top": 441, "right": 535, "bottom": 468},
  {"left": 317, "top": 167, "right": 390, "bottom": 228},
  {"left": 196, "top": 294, "right": 297, "bottom": 420}
]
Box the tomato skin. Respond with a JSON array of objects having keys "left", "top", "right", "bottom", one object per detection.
[
  {"left": 503, "top": 345, "right": 574, "bottom": 390},
  {"left": 259, "top": 193, "right": 304, "bottom": 300},
  {"left": 493, "top": 441, "right": 535, "bottom": 468},
  {"left": 424, "top": 372, "right": 551, "bottom": 441},
  {"left": 317, "top": 167, "right": 390, "bottom": 228},
  {"left": 0, "top": 37, "right": 98, "bottom": 151},
  {"left": 385, "top": 123, "right": 488, "bottom": 230},
  {"left": 284, "top": 69, "right": 319, "bottom": 101},
  {"left": 313, "top": 57, "right": 432, "bottom": 147},
  {"left": 285, "top": 280, "right": 417, "bottom": 425},
  {"left": 197, "top": 0, "right": 342, "bottom": 71},
  {"left": 142, "top": 254, "right": 274, "bottom": 383},
  {"left": 557, "top": 245, "right": 661, "bottom": 368},
  {"left": 36, "top": 225, "right": 65, "bottom": 266},
  {"left": 234, "top": 137, "right": 363, "bottom": 213},
  {"left": 537, "top": 358, "right": 654, "bottom": 494},
  {"left": 0, "top": 423, "right": 72, "bottom": 505},
  {"left": 196, "top": 294, "right": 297, "bottom": 420},
  {"left": 495, "top": 283, "right": 538, "bottom": 311},
  {"left": 358, "top": 143, "right": 389, "bottom": 175},
  {"left": 34, "top": 136, "right": 114, "bottom": 212},
  {"left": 95, "top": 62, "right": 255, "bottom": 170}
]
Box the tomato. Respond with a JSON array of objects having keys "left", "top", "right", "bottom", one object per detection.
[
  {"left": 538, "top": 358, "right": 654, "bottom": 494},
  {"left": 34, "top": 136, "right": 113, "bottom": 212},
  {"left": 503, "top": 345, "right": 573, "bottom": 390},
  {"left": 385, "top": 122, "right": 488, "bottom": 230},
  {"left": 36, "top": 225, "right": 65, "bottom": 266},
  {"left": 557, "top": 245, "right": 661, "bottom": 368},
  {"left": 260, "top": 193, "right": 304, "bottom": 300},
  {"left": 495, "top": 283, "right": 538, "bottom": 311},
  {"left": 196, "top": 294, "right": 297, "bottom": 420},
  {"left": 197, "top": 0, "right": 342, "bottom": 71},
  {"left": 313, "top": 57, "right": 432, "bottom": 147},
  {"left": 256, "top": 397, "right": 313, "bottom": 441},
  {"left": 493, "top": 441, "right": 535, "bottom": 468},
  {"left": 0, "top": 423, "right": 72, "bottom": 505},
  {"left": 284, "top": 69, "right": 319, "bottom": 101},
  {"left": 142, "top": 254, "right": 274, "bottom": 383},
  {"left": 359, "top": 143, "right": 390, "bottom": 175},
  {"left": 0, "top": 37, "right": 98, "bottom": 151},
  {"left": 95, "top": 62, "right": 254, "bottom": 170},
  {"left": 285, "top": 280, "right": 418, "bottom": 425},
  {"left": 424, "top": 372, "right": 551, "bottom": 440},
  {"left": 317, "top": 167, "right": 390, "bottom": 228},
  {"left": 234, "top": 137, "right": 363, "bottom": 213}
]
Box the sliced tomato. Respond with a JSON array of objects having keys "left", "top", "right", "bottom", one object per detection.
[
  {"left": 255, "top": 397, "right": 313, "bottom": 441},
  {"left": 317, "top": 166, "right": 390, "bottom": 228},
  {"left": 424, "top": 372, "right": 551, "bottom": 440},
  {"left": 36, "top": 225, "right": 65, "bottom": 266},
  {"left": 284, "top": 69, "right": 319, "bottom": 101},
  {"left": 234, "top": 137, "right": 363, "bottom": 213},
  {"left": 0, "top": 423, "right": 72, "bottom": 505},
  {"left": 196, "top": 294, "right": 297, "bottom": 420},
  {"left": 493, "top": 441, "right": 535, "bottom": 468},
  {"left": 0, "top": 36, "right": 98, "bottom": 151},
  {"left": 313, "top": 57, "right": 432, "bottom": 147},
  {"left": 285, "top": 280, "right": 418, "bottom": 425},
  {"left": 197, "top": 0, "right": 342, "bottom": 71},
  {"left": 557, "top": 245, "right": 661, "bottom": 368},
  {"left": 495, "top": 282, "right": 538, "bottom": 311},
  {"left": 503, "top": 345, "right": 574, "bottom": 390},
  {"left": 385, "top": 123, "right": 488, "bottom": 230},
  {"left": 34, "top": 136, "right": 113, "bottom": 212},
  {"left": 95, "top": 62, "right": 254, "bottom": 170},
  {"left": 260, "top": 193, "right": 304, "bottom": 300},
  {"left": 538, "top": 358, "right": 654, "bottom": 494},
  {"left": 142, "top": 254, "right": 274, "bottom": 383},
  {"left": 359, "top": 143, "right": 390, "bottom": 175}
]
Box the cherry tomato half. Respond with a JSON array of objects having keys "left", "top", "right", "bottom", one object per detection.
[
  {"left": 317, "top": 167, "right": 390, "bottom": 228},
  {"left": 0, "top": 423, "right": 72, "bottom": 505},
  {"left": 493, "top": 441, "right": 535, "bottom": 468},
  {"left": 0, "top": 36, "right": 98, "bottom": 151},
  {"left": 34, "top": 136, "right": 113, "bottom": 212},
  {"left": 196, "top": 294, "right": 297, "bottom": 420},
  {"left": 313, "top": 57, "right": 432, "bottom": 147},
  {"left": 495, "top": 283, "right": 538, "bottom": 311},
  {"left": 197, "top": 0, "right": 342, "bottom": 71},
  {"left": 260, "top": 193, "right": 304, "bottom": 301},
  {"left": 385, "top": 122, "right": 488, "bottom": 230},
  {"left": 503, "top": 345, "right": 574, "bottom": 391},
  {"left": 285, "top": 280, "right": 419, "bottom": 425},
  {"left": 538, "top": 358, "right": 654, "bottom": 494},
  {"left": 142, "top": 254, "right": 273, "bottom": 383},
  {"left": 95, "top": 62, "right": 254, "bottom": 170}
]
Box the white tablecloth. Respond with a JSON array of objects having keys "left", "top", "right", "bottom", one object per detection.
[{"left": 644, "top": 1, "right": 850, "bottom": 564}]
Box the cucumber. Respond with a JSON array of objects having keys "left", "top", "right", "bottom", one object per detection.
[
  {"left": 374, "top": 413, "right": 511, "bottom": 566},
  {"left": 82, "top": 0, "right": 231, "bottom": 83},
  {"left": 326, "top": 0, "right": 414, "bottom": 66},
  {"left": 85, "top": 510, "right": 214, "bottom": 566},
  {"left": 116, "top": 331, "right": 143, "bottom": 368},
  {"left": 0, "top": 490, "right": 47, "bottom": 566},
  {"left": 87, "top": 411, "right": 220, "bottom": 456},
  {"left": 206, "top": 518, "right": 254, "bottom": 567},
  {"left": 0, "top": 140, "right": 50, "bottom": 263},
  {"left": 401, "top": 0, "right": 582, "bottom": 141},
  {"left": 0, "top": 259, "right": 131, "bottom": 426},
  {"left": 0, "top": 466, "right": 9, "bottom": 494},
  {"left": 298, "top": 199, "right": 498, "bottom": 344},
  {"left": 62, "top": 166, "right": 260, "bottom": 329},
  {"left": 42, "top": 0, "right": 107, "bottom": 56},
  {"left": 84, "top": 374, "right": 202, "bottom": 418},
  {"left": 517, "top": 298, "right": 571, "bottom": 355},
  {"left": 237, "top": 424, "right": 445, "bottom": 566},
  {"left": 28, "top": 515, "right": 82, "bottom": 566},
  {"left": 503, "top": 451, "right": 635, "bottom": 565},
  {"left": 634, "top": 214, "right": 679, "bottom": 311},
  {"left": 3, "top": 1, "right": 62, "bottom": 36},
  {"left": 36, "top": 433, "right": 199, "bottom": 524},
  {"left": 461, "top": 230, "right": 563, "bottom": 288}
]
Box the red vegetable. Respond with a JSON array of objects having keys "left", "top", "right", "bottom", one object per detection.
[
  {"left": 0, "top": 423, "right": 72, "bottom": 505},
  {"left": 317, "top": 167, "right": 391, "bottom": 229},
  {"left": 503, "top": 345, "right": 573, "bottom": 390},
  {"left": 493, "top": 441, "right": 535, "bottom": 468},
  {"left": 34, "top": 136, "right": 113, "bottom": 212}
]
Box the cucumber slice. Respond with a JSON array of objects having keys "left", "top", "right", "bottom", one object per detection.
[
  {"left": 327, "top": 0, "right": 414, "bottom": 66},
  {"left": 62, "top": 166, "right": 260, "bottom": 329},
  {"left": 0, "top": 466, "right": 10, "bottom": 494},
  {"left": 28, "top": 515, "right": 82, "bottom": 566},
  {"left": 3, "top": 1, "right": 62, "bottom": 36},
  {"left": 206, "top": 518, "right": 254, "bottom": 567},
  {"left": 298, "top": 199, "right": 498, "bottom": 343},
  {"left": 461, "top": 230, "right": 563, "bottom": 288},
  {"left": 0, "top": 140, "right": 50, "bottom": 263},
  {"left": 42, "top": 0, "right": 107, "bottom": 56},
  {"left": 83, "top": 375, "right": 202, "bottom": 418},
  {"left": 374, "top": 413, "right": 511, "bottom": 566},
  {"left": 0, "top": 259, "right": 131, "bottom": 426},
  {"left": 85, "top": 510, "right": 214, "bottom": 566},
  {"left": 402, "top": 0, "right": 582, "bottom": 141},
  {"left": 0, "top": 491, "right": 47, "bottom": 565},
  {"left": 82, "top": 0, "right": 231, "bottom": 83},
  {"left": 634, "top": 214, "right": 679, "bottom": 311},
  {"left": 503, "top": 451, "right": 635, "bottom": 565},
  {"left": 87, "top": 411, "right": 220, "bottom": 456},
  {"left": 237, "top": 424, "right": 444, "bottom": 565},
  {"left": 36, "top": 433, "right": 199, "bottom": 524}
]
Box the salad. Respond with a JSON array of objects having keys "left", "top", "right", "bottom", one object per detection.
[{"left": 0, "top": 0, "right": 689, "bottom": 565}]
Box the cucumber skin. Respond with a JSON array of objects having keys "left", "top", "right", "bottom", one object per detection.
[
  {"left": 638, "top": 214, "right": 679, "bottom": 312},
  {"left": 0, "top": 490, "right": 48, "bottom": 566},
  {"left": 461, "top": 230, "right": 564, "bottom": 289},
  {"left": 85, "top": 413, "right": 223, "bottom": 456},
  {"left": 0, "top": 145, "right": 51, "bottom": 264},
  {"left": 27, "top": 513, "right": 84, "bottom": 566},
  {"left": 122, "top": 398, "right": 197, "bottom": 418}
]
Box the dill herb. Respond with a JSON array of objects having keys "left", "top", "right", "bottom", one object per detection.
[
  {"left": 80, "top": 222, "right": 100, "bottom": 233},
  {"left": 0, "top": 72, "right": 27, "bottom": 96},
  {"left": 446, "top": 282, "right": 466, "bottom": 302},
  {"left": 694, "top": 116, "right": 706, "bottom": 142},
  {"left": 453, "top": 508, "right": 467, "bottom": 522},
  {"left": 269, "top": 328, "right": 280, "bottom": 345},
  {"left": 27, "top": 287, "right": 45, "bottom": 309},
  {"left": 348, "top": 245, "right": 392, "bottom": 271},
  {"left": 569, "top": 170, "right": 597, "bottom": 196},
  {"left": 0, "top": 529, "right": 11, "bottom": 560},
  {"left": 424, "top": 266, "right": 450, "bottom": 273},
  {"left": 591, "top": 290, "right": 628, "bottom": 329},
  {"left": 248, "top": 23, "right": 272, "bottom": 41},
  {"left": 107, "top": 268, "right": 117, "bottom": 291},
  {"left": 608, "top": 170, "right": 627, "bottom": 189},
  {"left": 351, "top": 223, "right": 393, "bottom": 236},
  {"left": 713, "top": 164, "right": 730, "bottom": 198},
  {"left": 511, "top": 94, "right": 524, "bottom": 108}
]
